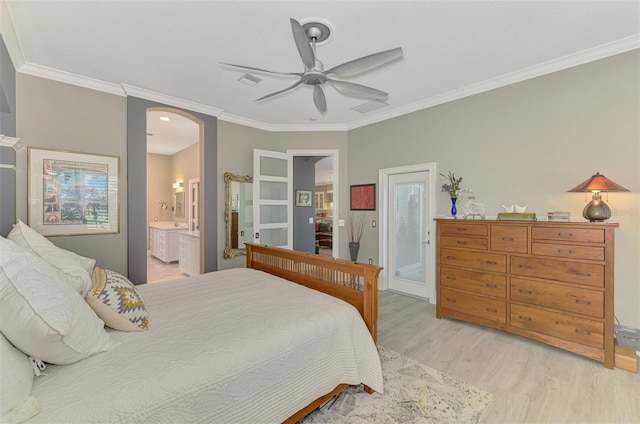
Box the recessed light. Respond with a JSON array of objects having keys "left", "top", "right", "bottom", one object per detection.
[
  {"left": 160, "top": 116, "right": 170, "bottom": 122},
  {"left": 238, "top": 74, "right": 262, "bottom": 86}
]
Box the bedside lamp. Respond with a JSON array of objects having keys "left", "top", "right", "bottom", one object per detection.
[{"left": 568, "top": 172, "right": 629, "bottom": 222}]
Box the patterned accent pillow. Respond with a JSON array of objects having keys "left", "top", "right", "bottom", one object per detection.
[{"left": 86, "top": 268, "right": 149, "bottom": 332}]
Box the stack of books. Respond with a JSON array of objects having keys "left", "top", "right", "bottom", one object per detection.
[
  {"left": 548, "top": 211, "right": 571, "bottom": 222},
  {"left": 497, "top": 212, "right": 537, "bottom": 221}
]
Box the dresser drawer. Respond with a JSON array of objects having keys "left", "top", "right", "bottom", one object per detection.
[
  {"left": 441, "top": 248, "right": 506, "bottom": 273},
  {"left": 531, "top": 226, "right": 605, "bottom": 243},
  {"left": 491, "top": 225, "right": 528, "bottom": 253},
  {"left": 510, "top": 278, "right": 604, "bottom": 318},
  {"left": 441, "top": 266, "right": 506, "bottom": 298},
  {"left": 440, "top": 222, "right": 487, "bottom": 236},
  {"left": 441, "top": 288, "right": 506, "bottom": 323},
  {"left": 511, "top": 256, "right": 604, "bottom": 287},
  {"left": 532, "top": 242, "right": 605, "bottom": 261},
  {"left": 441, "top": 235, "right": 487, "bottom": 250},
  {"left": 511, "top": 304, "right": 603, "bottom": 348}
]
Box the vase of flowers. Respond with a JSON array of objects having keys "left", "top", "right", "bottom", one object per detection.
[
  {"left": 346, "top": 212, "right": 365, "bottom": 262},
  {"left": 441, "top": 171, "right": 467, "bottom": 219}
]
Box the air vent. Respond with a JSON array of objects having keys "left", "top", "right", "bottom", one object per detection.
[
  {"left": 351, "top": 100, "right": 389, "bottom": 113},
  {"left": 238, "top": 74, "right": 262, "bottom": 86}
]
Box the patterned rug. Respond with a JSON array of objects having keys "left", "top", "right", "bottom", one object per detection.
[{"left": 301, "top": 346, "right": 493, "bottom": 424}]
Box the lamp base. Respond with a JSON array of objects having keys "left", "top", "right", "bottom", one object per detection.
[{"left": 583, "top": 195, "right": 611, "bottom": 222}]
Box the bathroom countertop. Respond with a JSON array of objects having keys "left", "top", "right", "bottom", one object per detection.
[
  {"left": 178, "top": 230, "right": 200, "bottom": 238},
  {"left": 149, "top": 221, "right": 189, "bottom": 230}
]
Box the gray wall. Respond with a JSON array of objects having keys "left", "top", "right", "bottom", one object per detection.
[
  {"left": 126, "top": 97, "right": 218, "bottom": 284},
  {"left": 348, "top": 50, "right": 640, "bottom": 328},
  {"left": 15, "top": 73, "right": 128, "bottom": 274},
  {"left": 292, "top": 156, "right": 320, "bottom": 253},
  {"left": 0, "top": 35, "right": 16, "bottom": 136}
]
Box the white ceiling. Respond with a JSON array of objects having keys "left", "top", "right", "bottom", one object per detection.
[{"left": 2, "top": 1, "right": 639, "bottom": 132}]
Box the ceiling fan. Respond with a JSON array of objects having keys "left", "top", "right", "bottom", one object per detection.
[{"left": 220, "top": 18, "right": 403, "bottom": 113}]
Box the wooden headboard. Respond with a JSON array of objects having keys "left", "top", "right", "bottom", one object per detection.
[{"left": 245, "top": 243, "right": 382, "bottom": 343}]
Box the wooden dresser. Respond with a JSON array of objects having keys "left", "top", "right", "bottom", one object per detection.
[{"left": 435, "top": 219, "right": 618, "bottom": 368}]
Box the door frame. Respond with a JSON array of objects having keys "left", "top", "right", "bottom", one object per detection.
[
  {"left": 288, "top": 149, "right": 339, "bottom": 258},
  {"left": 378, "top": 162, "right": 437, "bottom": 302}
]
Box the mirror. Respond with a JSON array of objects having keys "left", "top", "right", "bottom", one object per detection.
[
  {"left": 224, "top": 172, "right": 253, "bottom": 258},
  {"left": 174, "top": 191, "right": 185, "bottom": 218}
]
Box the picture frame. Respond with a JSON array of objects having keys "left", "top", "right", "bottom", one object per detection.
[
  {"left": 295, "top": 189, "right": 312, "bottom": 207},
  {"left": 28, "top": 147, "right": 120, "bottom": 236},
  {"left": 350, "top": 183, "right": 376, "bottom": 210}
]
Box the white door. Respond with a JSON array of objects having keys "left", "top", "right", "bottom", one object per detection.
[
  {"left": 388, "top": 171, "right": 431, "bottom": 298},
  {"left": 253, "top": 149, "right": 292, "bottom": 248}
]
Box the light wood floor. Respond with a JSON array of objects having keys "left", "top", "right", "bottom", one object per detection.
[
  {"left": 146, "top": 253, "right": 185, "bottom": 283},
  {"left": 377, "top": 290, "right": 640, "bottom": 424}
]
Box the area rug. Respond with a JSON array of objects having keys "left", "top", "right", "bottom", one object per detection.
[{"left": 300, "top": 346, "right": 493, "bottom": 424}]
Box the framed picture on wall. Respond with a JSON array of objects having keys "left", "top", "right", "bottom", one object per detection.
[
  {"left": 350, "top": 183, "right": 376, "bottom": 210},
  {"left": 28, "top": 147, "right": 120, "bottom": 236},
  {"left": 295, "top": 189, "right": 312, "bottom": 207}
]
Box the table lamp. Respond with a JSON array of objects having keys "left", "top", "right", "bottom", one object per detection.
[{"left": 568, "top": 172, "right": 629, "bottom": 222}]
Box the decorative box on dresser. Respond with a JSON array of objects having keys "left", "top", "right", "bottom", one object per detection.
[{"left": 435, "top": 219, "right": 618, "bottom": 368}]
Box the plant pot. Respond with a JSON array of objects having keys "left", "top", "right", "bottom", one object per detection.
[{"left": 349, "top": 242, "right": 360, "bottom": 262}]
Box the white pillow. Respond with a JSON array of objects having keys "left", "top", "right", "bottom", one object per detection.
[
  {"left": 0, "top": 333, "right": 40, "bottom": 423},
  {"left": 7, "top": 220, "right": 95, "bottom": 296},
  {"left": 87, "top": 267, "right": 149, "bottom": 332},
  {"left": 0, "top": 236, "right": 116, "bottom": 365}
]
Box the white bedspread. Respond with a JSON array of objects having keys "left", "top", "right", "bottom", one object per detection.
[{"left": 29, "top": 268, "right": 383, "bottom": 423}]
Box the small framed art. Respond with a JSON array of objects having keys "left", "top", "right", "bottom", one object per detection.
[
  {"left": 28, "top": 147, "right": 120, "bottom": 236},
  {"left": 350, "top": 184, "right": 376, "bottom": 210},
  {"left": 295, "top": 189, "right": 312, "bottom": 207}
]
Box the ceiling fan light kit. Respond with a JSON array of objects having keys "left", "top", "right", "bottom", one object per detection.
[{"left": 221, "top": 18, "right": 403, "bottom": 113}]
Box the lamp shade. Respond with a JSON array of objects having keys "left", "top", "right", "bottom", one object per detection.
[
  {"left": 568, "top": 172, "right": 629, "bottom": 222},
  {"left": 567, "top": 172, "right": 629, "bottom": 193}
]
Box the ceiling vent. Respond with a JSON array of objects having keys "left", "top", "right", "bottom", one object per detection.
[
  {"left": 351, "top": 99, "right": 389, "bottom": 113},
  {"left": 238, "top": 74, "right": 262, "bottom": 86}
]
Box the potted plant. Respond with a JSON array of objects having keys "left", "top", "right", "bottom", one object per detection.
[{"left": 346, "top": 212, "right": 365, "bottom": 262}]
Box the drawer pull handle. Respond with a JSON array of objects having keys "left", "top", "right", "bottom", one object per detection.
[
  {"left": 518, "top": 264, "right": 534, "bottom": 270},
  {"left": 485, "top": 308, "right": 497, "bottom": 313},
  {"left": 485, "top": 260, "right": 498, "bottom": 265},
  {"left": 501, "top": 237, "right": 514, "bottom": 241},
  {"left": 446, "top": 255, "right": 457, "bottom": 260},
  {"left": 518, "top": 289, "right": 533, "bottom": 294},
  {"left": 457, "top": 228, "right": 467, "bottom": 231},
  {"left": 456, "top": 241, "right": 468, "bottom": 245},
  {"left": 574, "top": 271, "right": 592, "bottom": 277},
  {"left": 446, "top": 298, "right": 457, "bottom": 303},
  {"left": 485, "top": 283, "right": 498, "bottom": 288},
  {"left": 575, "top": 329, "right": 591, "bottom": 336},
  {"left": 557, "top": 249, "right": 574, "bottom": 254},
  {"left": 557, "top": 232, "right": 573, "bottom": 238},
  {"left": 446, "top": 276, "right": 456, "bottom": 281},
  {"left": 575, "top": 299, "right": 592, "bottom": 305},
  {"left": 518, "top": 315, "right": 532, "bottom": 322}
]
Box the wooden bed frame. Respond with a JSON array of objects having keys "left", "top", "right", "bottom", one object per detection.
[{"left": 245, "top": 243, "right": 382, "bottom": 423}]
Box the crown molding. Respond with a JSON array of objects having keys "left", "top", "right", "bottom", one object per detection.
[
  {"left": 18, "top": 62, "right": 125, "bottom": 96},
  {"left": 0, "top": 1, "right": 25, "bottom": 69},
  {"left": 121, "top": 84, "right": 223, "bottom": 117},
  {"left": 217, "top": 112, "right": 348, "bottom": 132},
  {"left": 8, "top": 29, "right": 638, "bottom": 132},
  {"left": 347, "top": 35, "right": 640, "bottom": 130},
  {"left": 0, "top": 135, "right": 22, "bottom": 150}
]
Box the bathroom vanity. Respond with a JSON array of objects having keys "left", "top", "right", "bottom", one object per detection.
[{"left": 149, "top": 222, "right": 188, "bottom": 263}]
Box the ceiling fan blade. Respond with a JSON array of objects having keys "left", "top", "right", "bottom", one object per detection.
[
  {"left": 219, "top": 62, "right": 301, "bottom": 77},
  {"left": 326, "top": 47, "right": 403, "bottom": 76},
  {"left": 255, "top": 80, "right": 304, "bottom": 101},
  {"left": 328, "top": 79, "right": 388, "bottom": 99},
  {"left": 290, "top": 18, "right": 316, "bottom": 70},
  {"left": 313, "top": 85, "right": 327, "bottom": 113}
]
